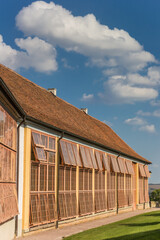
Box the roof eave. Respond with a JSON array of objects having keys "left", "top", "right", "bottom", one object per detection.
[
  {"left": 26, "top": 115, "right": 151, "bottom": 164},
  {"left": 0, "top": 77, "right": 26, "bottom": 118},
  {"left": 0, "top": 77, "right": 151, "bottom": 165}
]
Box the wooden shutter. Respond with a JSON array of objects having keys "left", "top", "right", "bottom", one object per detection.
[
  {"left": 144, "top": 165, "right": 150, "bottom": 178},
  {"left": 110, "top": 155, "right": 120, "bottom": 173},
  {"left": 59, "top": 140, "right": 71, "bottom": 165},
  {"left": 89, "top": 149, "right": 98, "bottom": 169},
  {"left": 125, "top": 160, "right": 134, "bottom": 175},
  {"left": 0, "top": 183, "right": 18, "bottom": 224},
  {"left": 85, "top": 148, "right": 93, "bottom": 168},
  {"left": 79, "top": 146, "right": 90, "bottom": 168},
  {"left": 117, "top": 157, "right": 127, "bottom": 174},
  {"left": 72, "top": 144, "right": 82, "bottom": 167},
  {"left": 117, "top": 173, "right": 125, "bottom": 207},
  {"left": 102, "top": 154, "right": 110, "bottom": 171},
  {"left": 95, "top": 151, "right": 103, "bottom": 170},
  {"left": 139, "top": 164, "right": 146, "bottom": 177},
  {"left": 107, "top": 172, "right": 115, "bottom": 209},
  {"left": 0, "top": 105, "right": 18, "bottom": 224},
  {"left": 66, "top": 142, "right": 76, "bottom": 166}
]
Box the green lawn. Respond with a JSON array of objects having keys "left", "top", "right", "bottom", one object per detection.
[{"left": 64, "top": 211, "right": 160, "bottom": 240}]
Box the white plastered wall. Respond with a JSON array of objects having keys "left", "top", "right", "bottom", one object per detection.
[{"left": 16, "top": 125, "right": 24, "bottom": 237}]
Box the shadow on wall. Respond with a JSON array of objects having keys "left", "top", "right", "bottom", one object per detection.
[{"left": 102, "top": 229, "right": 160, "bottom": 240}]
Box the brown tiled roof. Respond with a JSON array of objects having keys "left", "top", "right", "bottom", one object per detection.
[{"left": 0, "top": 63, "right": 151, "bottom": 163}]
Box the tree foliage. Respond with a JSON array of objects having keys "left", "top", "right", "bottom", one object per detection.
[{"left": 150, "top": 189, "right": 160, "bottom": 202}]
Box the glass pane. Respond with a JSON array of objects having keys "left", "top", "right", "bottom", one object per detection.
[
  {"left": 31, "top": 164, "right": 39, "bottom": 191},
  {"left": 49, "top": 137, "right": 55, "bottom": 150},
  {"left": 48, "top": 151, "right": 55, "bottom": 163},
  {"left": 48, "top": 166, "right": 55, "bottom": 191},
  {"left": 40, "top": 165, "right": 47, "bottom": 191},
  {"left": 32, "top": 132, "right": 42, "bottom": 146},
  {"left": 41, "top": 135, "right": 48, "bottom": 148},
  {"left": 48, "top": 194, "right": 55, "bottom": 220},
  {"left": 30, "top": 194, "right": 39, "bottom": 224},
  {"left": 65, "top": 167, "right": 70, "bottom": 190},
  {"left": 40, "top": 194, "right": 48, "bottom": 222},
  {"left": 71, "top": 168, "right": 76, "bottom": 191},
  {"left": 35, "top": 147, "right": 46, "bottom": 161}
]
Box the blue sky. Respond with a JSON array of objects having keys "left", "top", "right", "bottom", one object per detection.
[{"left": 0, "top": 0, "right": 160, "bottom": 183}]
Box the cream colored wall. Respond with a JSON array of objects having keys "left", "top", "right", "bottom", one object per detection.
[
  {"left": 22, "top": 127, "right": 31, "bottom": 233},
  {"left": 0, "top": 218, "right": 15, "bottom": 240}
]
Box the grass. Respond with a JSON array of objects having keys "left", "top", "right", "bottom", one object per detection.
[{"left": 64, "top": 211, "right": 160, "bottom": 240}]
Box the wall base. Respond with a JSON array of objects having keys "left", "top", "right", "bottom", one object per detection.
[{"left": 0, "top": 218, "right": 15, "bottom": 240}]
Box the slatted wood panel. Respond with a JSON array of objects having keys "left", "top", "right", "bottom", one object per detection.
[
  {"left": 0, "top": 183, "right": 18, "bottom": 224},
  {"left": 72, "top": 144, "right": 82, "bottom": 167},
  {"left": 144, "top": 178, "right": 149, "bottom": 202},
  {"left": 125, "top": 160, "right": 134, "bottom": 175},
  {"left": 30, "top": 131, "right": 56, "bottom": 226},
  {"left": 139, "top": 176, "right": 144, "bottom": 203},
  {"left": 117, "top": 158, "right": 127, "bottom": 174},
  {"left": 0, "top": 105, "right": 17, "bottom": 150},
  {"left": 89, "top": 149, "right": 98, "bottom": 169},
  {"left": 117, "top": 173, "right": 125, "bottom": 208},
  {"left": 79, "top": 169, "right": 93, "bottom": 215},
  {"left": 58, "top": 166, "right": 77, "bottom": 220},
  {"left": 107, "top": 172, "right": 115, "bottom": 209},
  {"left": 132, "top": 163, "right": 136, "bottom": 210},
  {"left": 30, "top": 193, "right": 56, "bottom": 225},
  {"left": 0, "top": 145, "right": 16, "bottom": 183},
  {"left": 80, "top": 146, "right": 93, "bottom": 168},
  {"left": 0, "top": 105, "right": 18, "bottom": 224},
  {"left": 139, "top": 164, "right": 146, "bottom": 177},
  {"left": 102, "top": 154, "right": 110, "bottom": 171},
  {"left": 125, "top": 174, "right": 133, "bottom": 206},
  {"left": 110, "top": 156, "right": 120, "bottom": 173},
  {"left": 144, "top": 165, "right": 150, "bottom": 178},
  {"left": 95, "top": 151, "right": 103, "bottom": 170},
  {"left": 95, "top": 171, "right": 106, "bottom": 212},
  {"left": 60, "top": 140, "right": 82, "bottom": 167}
]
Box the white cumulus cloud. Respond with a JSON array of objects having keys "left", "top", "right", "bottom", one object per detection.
[
  {"left": 81, "top": 93, "right": 94, "bottom": 102},
  {"left": 125, "top": 116, "right": 156, "bottom": 133},
  {"left": 124, "top": 117, "right": 146, "bottom": 126},
  {"left": 99, "top": 75, "right": 158, "bottom": 104},
  {"left": 1, "top": 0, "right": 159, "bottom": 103},
  {"left": 15, "top": 1, "right": 160, "bottom": 103},
  {"left": 137, "top": 109, "right": 160, "bottom": 117},
  {"left": 137, "top": 110, "right": 152, "bottom": 117},
  {"left": 16, "top": 1, "right": 155, "bottom": 73},
  {"left": 139, "top": 124, "right": 156, "bottom": 133},
  {"left": 0, "top": 35, "right": 57, "bottom": 72}
]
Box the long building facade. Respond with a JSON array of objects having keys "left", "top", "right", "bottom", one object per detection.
[{"left": 0, "top": 63, "right": 150, "bottom": 239}]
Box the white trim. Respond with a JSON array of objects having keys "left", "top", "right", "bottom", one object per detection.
[{"left": 17, "top": 125, "right": 24, "bottom": 237}]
